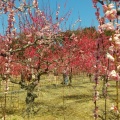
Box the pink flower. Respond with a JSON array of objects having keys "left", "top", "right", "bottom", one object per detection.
[
  {"left": 26, "top": 33, "right": 32, "bottom": 38},
  {"left": 92, "top": 0, "right": 98, "bottom": 3},
  {"left": 99, "top": 22, "right": 114, "bottom": 31},
  {"left": 105, "top": 9, "right": 117, "bottom": 20}
]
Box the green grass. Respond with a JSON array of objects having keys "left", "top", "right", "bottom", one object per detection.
[{"left": 0, "top": 74, "right": 120, "bottom": 120}]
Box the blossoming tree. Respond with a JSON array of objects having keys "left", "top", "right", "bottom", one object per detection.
[{"left": 92, "top": 0, "right": 120, "bottom": 119}]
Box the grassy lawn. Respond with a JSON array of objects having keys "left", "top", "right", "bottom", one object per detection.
[{"left": 0, "top": 74, "right": 120, "bottom": 120}]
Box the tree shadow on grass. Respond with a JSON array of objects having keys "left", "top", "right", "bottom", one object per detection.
[
  {"left": 63, "top": 94, "right": 92, "bottom": 103},
  {"left": 43, "top": 84, "right": 86, "bottom": 90}
]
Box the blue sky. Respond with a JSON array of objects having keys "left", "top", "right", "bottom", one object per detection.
[
  {"left": 38, "top": 0, "right": 103, "bottom": 30},
  {"left": 0, "top": 0, "right": 103, "bottom": 34}
]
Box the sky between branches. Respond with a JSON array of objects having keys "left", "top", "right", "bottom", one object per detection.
[{"left": 0, "top": 0, "right": 103, "bottom": 34}]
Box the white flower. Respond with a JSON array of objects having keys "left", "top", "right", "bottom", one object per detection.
[
  {"left": 110, "top": 103, "right": 115, "bottom": 110},
  {"left": 96, "top": 91, "right": 99, "bottom": 96},
  {"left": 114, "top": 34, "right": 120, "bottom": 45},
  {"left": 105, "top": 82, "right": 110, "bottom": 87},
  {"left": 115, "top": 41, "right": 120, "bottom": 45},
  {"left": 110, "top": 103, "right": 119, "bottom": 114},
  {"left": 32, "top": 74, "right": 36, "bottom": 79},
  {"left": 117, "top": 65, "right": 120, "bottom": 70},
  {"left": 109, "top": 70, "right": 117, "bottom": 77},
  {"left": 108, "top": 4, "right": 114, "bottom": 9},
  {"left": 105, "top": 9, "right": 117, "bottom": 20},
  {"left": 28, "top": 41, "right": 31, "bottom": 45},
  {"left": 12, "top": 28, "right": 16, "bottom": 33},
  {"left": 109, "top": 46, "right": 114, "bottom": 51},
  {"left": 99, "top": 22, "right": 114, "bottom": 31},
  {"left": 106, "top": 53, "right": 114, "bottom": 61},
  {"left": 109, "top": 70, "right": 120, "bottom": 81},
  {"left": 6, "top": 87, "right": 9, "bottom": 90}
]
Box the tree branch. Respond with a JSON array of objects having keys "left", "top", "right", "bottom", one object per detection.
[{"left": 98, "top": 0, "right": 104, "bottom": 5}]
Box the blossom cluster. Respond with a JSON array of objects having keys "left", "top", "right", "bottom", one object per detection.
[
  {"left": 103, "top": 3, "right": 117, "bottom": 20},
  {"left": 92, "top": 0, "right": 120, "bottom": 117},
  {"left": 93, "top": 1, "right": 120, "bottom": 81}
]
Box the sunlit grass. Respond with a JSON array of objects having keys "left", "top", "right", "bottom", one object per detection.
[{"left": 0, "top": 74, "right": 120, "bottom": 120}]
